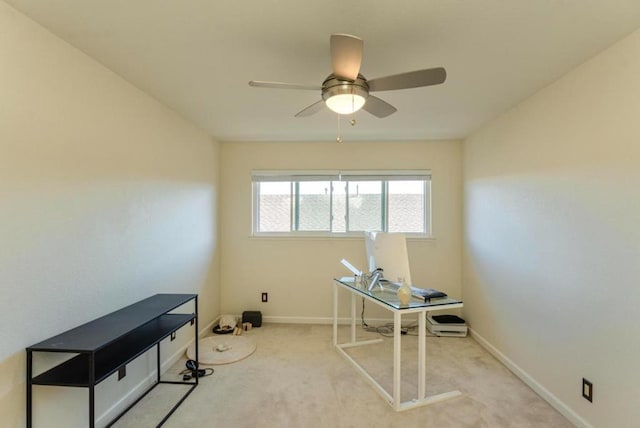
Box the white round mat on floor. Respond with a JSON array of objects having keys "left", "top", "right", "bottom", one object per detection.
[{"left": 187, "top": 335, "right": 256, "bottom": 365}]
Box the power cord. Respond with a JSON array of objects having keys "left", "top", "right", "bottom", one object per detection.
[
  {"left": 360, "top": 297, "right": 369, "bottom": 329},
  {"left": 180, "top": 360, "right": 214, "bottom": 381},
  {"left": 361, "top": 298, "right": 379, "bottom": 333},
  {"left": 360, "top": 300, "right": 436, "bottom": 337}
]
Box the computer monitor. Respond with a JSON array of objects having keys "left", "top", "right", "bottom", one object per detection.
[{"left": 364, "top": 231, "right": 412, "bottom": 285}]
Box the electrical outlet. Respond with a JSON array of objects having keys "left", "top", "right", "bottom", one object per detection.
[
  {"left": 582, "top": 378, "right": 593, "bottom": 402},
  {"left": 261, "top": 292, "right": 268, "bottom": 303},
  {"left": 118, "top": 365, "right": 126, "bottom": 381}
]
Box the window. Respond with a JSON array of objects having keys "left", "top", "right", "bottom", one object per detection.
[{"left": 253, "top": 170, "right": 431, "bottom": 236}]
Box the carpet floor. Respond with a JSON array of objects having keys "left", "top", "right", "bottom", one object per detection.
[{"left": 114, "top": 323, "right": 572, "bottom": 428}]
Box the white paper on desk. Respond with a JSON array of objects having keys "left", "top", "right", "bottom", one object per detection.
[{"left": 340, "top": 259, "right": 362, "bottom": 276}]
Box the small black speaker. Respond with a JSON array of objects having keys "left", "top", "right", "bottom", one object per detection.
[{"left": 242, "top": 311, "right": 262, "bottom": 327}]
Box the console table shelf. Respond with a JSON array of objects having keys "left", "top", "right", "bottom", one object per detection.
[{"left": 26, "top": 294, "right": 199, "bottom": 428}]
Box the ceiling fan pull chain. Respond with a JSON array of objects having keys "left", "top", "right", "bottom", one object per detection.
[{"left": 336, "top": 114, "right": 343, "bottom": 143}]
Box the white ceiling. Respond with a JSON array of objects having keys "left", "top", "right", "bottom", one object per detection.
[{"left": 6, "top": 0, "right": 640, "bottom": 142}]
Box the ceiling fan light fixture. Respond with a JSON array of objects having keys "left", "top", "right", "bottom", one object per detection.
[
  {"left": 322, "top": 76, "right": 369, "bottom": 115},
  {"left": 325, "top": 93, "right": 366, "bottom": 115}
]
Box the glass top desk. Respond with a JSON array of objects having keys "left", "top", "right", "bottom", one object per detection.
[{"left": 332, "top": 277, "right": 463, "bottom": 411}]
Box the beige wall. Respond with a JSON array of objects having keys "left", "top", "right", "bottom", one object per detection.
[
  {"left": 463, "top": 27, "right": 640, "bottom": 427},
  {"left": 0, "top": 3, "right": 220, "bottom": 427},
  {"left": 220, "top": 140, "right": 462, "bottom": 322}
]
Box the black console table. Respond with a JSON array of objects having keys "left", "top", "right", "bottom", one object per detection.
[{"left": 26, "top": 293, "right": 199, "bottom": 427}]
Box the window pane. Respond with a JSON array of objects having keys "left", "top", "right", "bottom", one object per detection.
[
  {"left": 257, "top": 182, "right": 291, "bottom": 232},
  {"left": 388, "top": 180, "right": 425, "bottom": 233},
  {"left": 296, "top": 181, "right": 331, "bottom": 231},
  {"left": 348, "top": 181, "right": 382, "bottom": 231},
  {"left": 253, "top": 172, "right": 430, "bottom": 236},
  {"left": 331, "top": 181, "right": 346, "bottom": 233}
]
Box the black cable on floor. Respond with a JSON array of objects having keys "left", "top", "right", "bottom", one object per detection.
[{"left": 180, "top": 360, "right": 214, "bottom": 381}]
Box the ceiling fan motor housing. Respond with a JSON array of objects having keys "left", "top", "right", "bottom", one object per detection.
[{"left": 321, "top": 73, "right": 370, "bottom": 101}]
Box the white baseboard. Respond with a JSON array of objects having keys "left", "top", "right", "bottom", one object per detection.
[
  {"left": 469, "top": 328, "right": 592, "bottom": 428},
  {"left": 95, "top": 318, "right": 216, "bottom": 427},
  {"left": 263, "top": 315, "right": 333, "bottom": 324},
  {"left": 199, "top": 317, "right": 218, "bottom": 337},
  {"left": 263, "top": 315, "right": 397, "bottom": 325}
]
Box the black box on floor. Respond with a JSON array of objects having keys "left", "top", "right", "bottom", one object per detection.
[{"left": 242, "top": 311, "right": 262, "bottom": 327}]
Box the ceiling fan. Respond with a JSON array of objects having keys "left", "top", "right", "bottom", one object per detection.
[{"left": 249, "top": 34, "right": 446, "bottom": 118}]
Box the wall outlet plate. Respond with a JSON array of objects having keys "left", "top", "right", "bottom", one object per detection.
[
  {"left": 582, "top": 378, "right": 593, "bottom": 402},
  {"left": 118, "top": 365, "right": 126, "bottom": 381},
  {"left": 261, "top": 292, "right": 268, "bottom": 302}
]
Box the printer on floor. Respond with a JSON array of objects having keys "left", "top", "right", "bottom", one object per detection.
[{"left": 427, "top": 314, "right": 467, "bottom": 337}]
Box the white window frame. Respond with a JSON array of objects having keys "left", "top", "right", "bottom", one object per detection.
[{"left": 251, "top": 169, "right": 432, "bottom": 238}]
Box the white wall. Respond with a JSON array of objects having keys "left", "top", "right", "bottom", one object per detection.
[
  {"left": 220, "top": 140, "right": 462, "bottom": 322},
  {"left": 463, "top": 27, "right": 640, "bottom": 427},
  {"left": 0, "top": 3, "right": 220, "bottom": 427}
]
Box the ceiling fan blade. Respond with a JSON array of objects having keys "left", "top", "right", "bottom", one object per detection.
[
  {"left": 367, "top": 67, "right": 446, "bottom": 92},
  {"left": 249, "top": 80, "right": 321, "bottom": 90},
  {"left": 330, "top": 34, "right": 363, "bottom": 81},
  {"left": 362, "top": 95, "right": 397, "bottom": 118},
  {"left": 295, "top": 100, "right": 325, "bottom": 117}
]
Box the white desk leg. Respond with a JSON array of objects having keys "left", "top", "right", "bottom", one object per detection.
[
  {"left": 418, "top": 310, "right": 426, "bottom": 400},
  {"left": 393, "top": 311, "right": 402, "bottom": 410},
  {"left": 333, "top": 281, "right": 338, "bottom": 347},
  {"left": 350, "top": 291, "right": 356, "bottom": 343}
]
